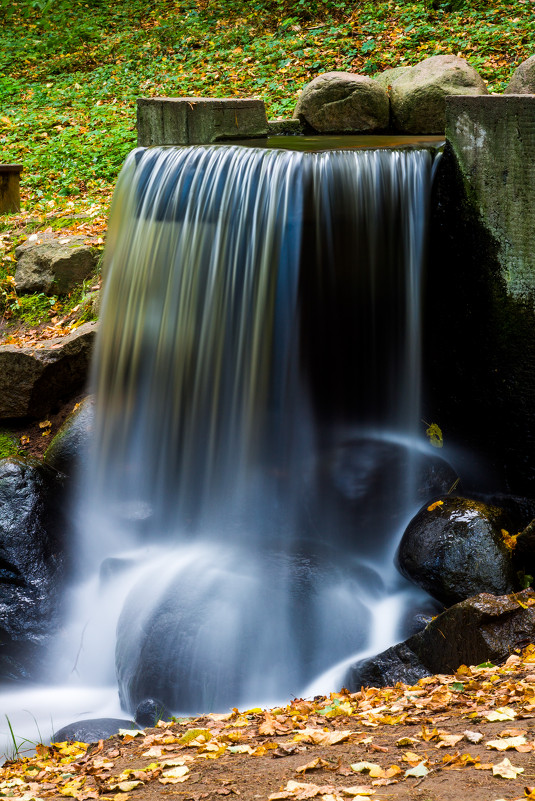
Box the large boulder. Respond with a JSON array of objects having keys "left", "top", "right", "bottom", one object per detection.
[
  {"left": 345, "top": 588, "right": 535, "bottom": 690},
  {"left": 397, "top": 496, "right": 518, "bottom": 606},
  {"left": 0, "top": 321, "right": 97, "bottom": 420},
  {"left": 504, "top": 55, "right": 535, "bottom": 94},
  {"left": 389, "top": 55, "right": 488, "bottom": 133},
  {"left": 373, "top": 66, "right": 412, "bottom": 91},
  {"left": 44, "top": 395, "right": 95, "bottom": 478},
  {"left": 14, "top": 235, "right": 99, "bottom": 296},
  {"left": 292, "top": 72, "right": 389, "bottom": 133},
  {"left": 0, "top": 457, "right": 67, "bottom": 681}
]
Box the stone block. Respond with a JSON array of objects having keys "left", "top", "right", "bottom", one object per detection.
[
  {"left": 446, "top": 94, "right": 535, "bottom": 302},
  {"left": 0, "top": 164, "right": 23, "bottom": 214},
  {"left": 137, "top": 97, "right": 269, "bottom": 146}
]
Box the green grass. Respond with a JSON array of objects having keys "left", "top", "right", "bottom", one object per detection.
[{"left": 0, "top": 0, "right": 534, "bottom": 214}]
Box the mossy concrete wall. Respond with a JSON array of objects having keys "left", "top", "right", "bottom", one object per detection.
[
  {"left": 425, "top": 96, "right": 535, "bottom": 495},
  {"left": 137, "top": 97, "right": 268, "bottom": 146},
  {"left": 446, "top": 95, "right": 535, "bottom": 303}
]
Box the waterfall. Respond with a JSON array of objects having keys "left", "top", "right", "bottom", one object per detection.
[{"left": 60, "top": 142, "right": 438, "bottom": 716}]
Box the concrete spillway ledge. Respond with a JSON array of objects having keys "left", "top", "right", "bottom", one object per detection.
[
  {"left": 137, "top": 97, "right": 269, "bottom": 146},
  {"left": 445, "top": 94, "right": 535, "bottom": 304}
]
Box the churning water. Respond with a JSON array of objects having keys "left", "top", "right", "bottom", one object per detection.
[{"left": 2, "top": 143, "right": 442, "bottom": 752}]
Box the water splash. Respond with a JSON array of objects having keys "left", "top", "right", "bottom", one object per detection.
[{"left": 62, "top": 143, "right": 438, "bottom": 716}]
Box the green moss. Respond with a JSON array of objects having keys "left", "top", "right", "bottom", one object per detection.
[
  {"left": 9, "top": 293, "right": 56, "bottom": 325},
  {"left": 0, "top": 431, "right": 22, "bottom": 459}
]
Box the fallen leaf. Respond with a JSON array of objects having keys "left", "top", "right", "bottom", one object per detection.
[
  {"left": 109, "top": 781, "right": 144, "bottom": 792},
  {"left": 492, "top": 757, "right": 524, "bottom": 779},
  {"left": 294, "top": 730, "right": 352, "bottom": 746},
  {"left": 486, "top": 708, "right": 517, "bottom": 722},
  {"left": 486, "top": 736, "right": 528, "bottom": 751},
  {"left": 296, "top": 758, "right": 332, "bottom": 774},
  {"left": 404, "top": 762, "right": 429, "bottom": 778},
  {"left": 158, "top": 765, "right": 190, "bottom": 784},
  {"left": 463, "top": 731, "right": 484, "bottom": 744},
  {"left": 350, "top": 762, "right": 384, "bottom": 778}
]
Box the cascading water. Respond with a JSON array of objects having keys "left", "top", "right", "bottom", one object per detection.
[{"left": 2, "top": 141, "right": 444, "bottom": 746}]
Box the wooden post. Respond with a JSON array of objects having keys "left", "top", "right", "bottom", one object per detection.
[{"left": 0, "top": 164, "right": 23, "bottom": 213}]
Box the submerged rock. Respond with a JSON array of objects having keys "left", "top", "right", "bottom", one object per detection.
[
  {"left": 504, "top": 55, "right": 535, "bottom": 94},
  {"left": 293, "top": 72, "right": 389, "bottom": 133},
  {"left": 0, "top": 322, "right": 97, "bottom": 420},
  {"left": 389, "top": 55, "right": 487, "bottom": 133},
  {"left": 52, "top": 718, "right": 137, "bottom": 744},
  {"left": 397, "top": 495, "right": 517, "bottom": 605},
  {"left": 14, "top": 235, "right": 99, "bottom": 296},
  {"left": 307, "top": 438, "right": 458, "bottom": 559},
  {"left": 0, "top": 457, "right": 66, "bottom": 681},
  {"left": 345, "top": 588, "right": 535, "bottom": 690}
]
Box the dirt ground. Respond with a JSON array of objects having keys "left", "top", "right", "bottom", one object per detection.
[{"left": 2, "top": 650, "right": 535, "bottom": 801}]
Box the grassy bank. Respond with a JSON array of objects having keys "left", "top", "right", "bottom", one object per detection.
[
  {"left": 0, "top": 0, "right": 533, "bottom": 329},
  {"left": 1, "top": 0, "right": 534, "bottom": 214}
]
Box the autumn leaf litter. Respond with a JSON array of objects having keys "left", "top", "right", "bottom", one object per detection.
[{"left": 2, "top": 646, "right": 535, "bottom": 801}]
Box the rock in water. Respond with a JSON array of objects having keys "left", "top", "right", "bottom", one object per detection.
[
  {"left": 52, "top": 718, "right": 138, "bottom": 744},
  {"left": 389, "top": 55, "right": 487, "bottom": 133},
  {"left": 504, "top": 55, "right": 535, "bottom": 94},
  {"left": 0, "top": 458, "right": 66, "bottom": 681},
  {"left": 293, "top": 72, "right": 389, "bottom": 133},
  {"left": 397, "top": 495, "right": 517, "bottom": 605},
  {"left": 345, "top": 588, "right": 535, "bottom": 689}
]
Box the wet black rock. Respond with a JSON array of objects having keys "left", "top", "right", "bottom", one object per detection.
[
  {"left": 52, "top": 718, "right": 137, "bottom": 744},
  {"left": 397, "top": 495, "right": 518, "bottom": 605},
  {"left": 44, "top": 395, "right": 94, "bottom": 479},
  {"left": 344, "top": 588, "right": 535, "bottom": 691},
  {"left": 0, "top": 457, "right": 67, "bottom": 681},
  {"left": 135, "top": 698, "right": 171, "bottom": 727},
  {"left": 345, "top": 641, "right": 431, "bottom": 690}
]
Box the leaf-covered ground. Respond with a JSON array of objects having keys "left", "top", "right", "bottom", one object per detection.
[{"left": 2, "top": 646, "right": 535, "bottom": 801}]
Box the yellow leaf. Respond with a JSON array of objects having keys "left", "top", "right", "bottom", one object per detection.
[
  {"left": 294, "top": 729, "right": 352, "bottom": 746},
  {"left": 486, "top": 708, "right": 517, "bottom": 722},
  {"left": 427, "top": 500, "right": 444, "bottom": 512},
  {"left": 158, "top": 766, "right": 190, "bottom": 784},
  {"left": 178, "top": 728, "right": 212, "bottom": 745},
  {"left": 492, "top": 757, "right": 524, "bottom": 779},
  {"left": 296, "top": 758, "right": 332, "bottom": 774},
  {"left": 425, "top": 422, "right": 443, "bottom": 448},
  {"left": 486, "top": 736, "right": 528, "bottom": 751},
  {"left": 501, "top": 529, "right": 519, "bottom": 550},
  {"left": 350, "top": 762, "right": 384, "bottom": 778},
  {"left": 38, "top": 420, "right": 52, "bottom": 429}
]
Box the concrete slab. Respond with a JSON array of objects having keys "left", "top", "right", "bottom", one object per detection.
[{"left": 137, "top": 97, "right": 268, "bottom": 146}]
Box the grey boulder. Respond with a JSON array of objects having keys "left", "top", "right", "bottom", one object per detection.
[
  {"left": 45, "top": 395, "right": 95, "bottom": 478},
  {"left": 504, "top": 55, "right": 535, "bottom": 94},
  {"left": 14, "top": 235, "right": 99, "bottom": 296},
  {"left": 389, "top": 55, "right": 488, "bottom": 133},
  {"left": 0, "top": 321, "right": 97, "bottom": 419},
  {"left": 293, "top": 72, "right": 389, "bottom": 133}
]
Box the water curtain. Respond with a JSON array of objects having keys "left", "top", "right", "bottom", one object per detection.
[{"left": 72, "top": 143, "right": 435, "bottom": 713}]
